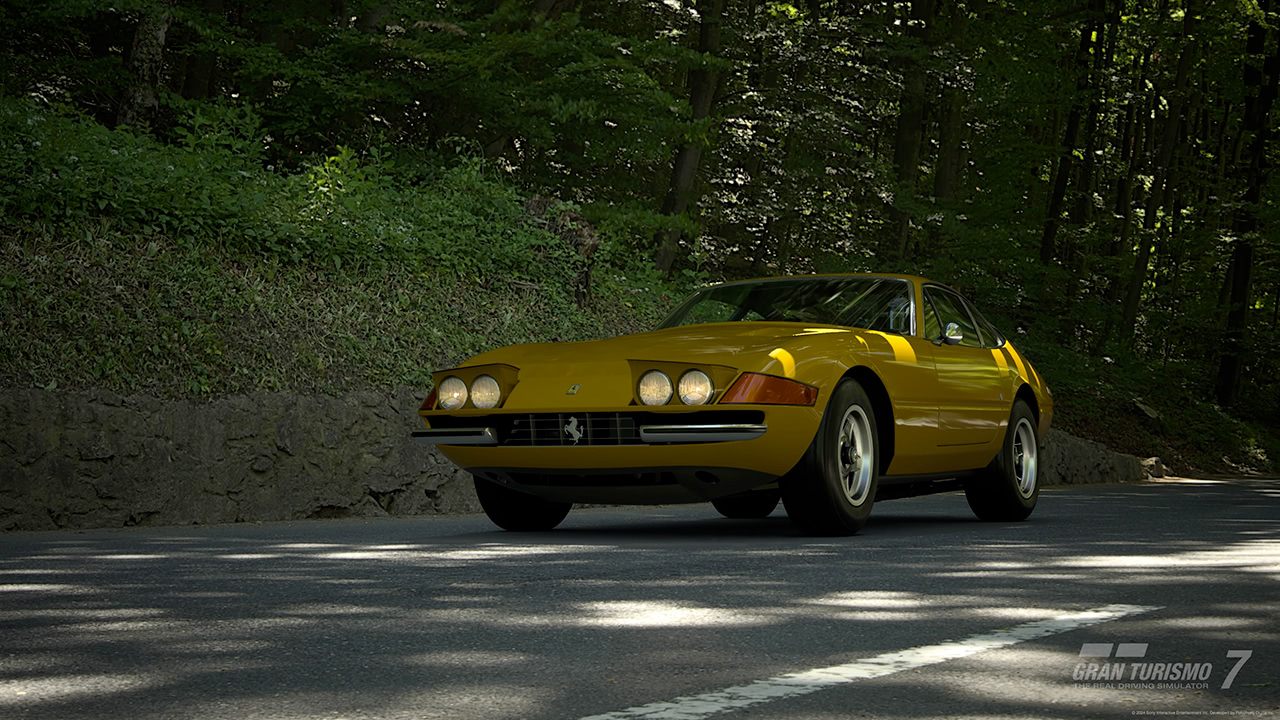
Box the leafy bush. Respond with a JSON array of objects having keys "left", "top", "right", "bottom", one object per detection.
[{"left": 0, "top": 99, "right": 593, "bottom": 284}]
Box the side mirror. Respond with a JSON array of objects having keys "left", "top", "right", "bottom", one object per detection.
[{"left": 943, "top": 322, "right": 963, "bottom": 345}]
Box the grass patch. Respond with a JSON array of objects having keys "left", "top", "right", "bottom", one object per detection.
[{"left": 0, "top": 222, "right": 677, "bottom": 397}]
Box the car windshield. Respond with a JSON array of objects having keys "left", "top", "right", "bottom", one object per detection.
[{"left": 659, "top": 277, "right": 914, "bottom": 334}]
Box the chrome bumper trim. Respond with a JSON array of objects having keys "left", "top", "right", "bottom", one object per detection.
[
  {"left": 638, "top": 424, "right": 767, "bottom": 444},
  {"left": 412, "top": 428, "right": 498, "bottom": 446}
]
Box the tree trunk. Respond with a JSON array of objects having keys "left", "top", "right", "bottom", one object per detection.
[
  {"left": 1063, "top": 4, "right": 1116, "bottom": 309},
  {"left": 1216, "top": 0, "right": 1279, "bottom": 406},
  {"left": 1091, "top": 49, "right": 1152, "bottom": 354},
  {"left": 933, "top": 88, "right": 964, "bottom": 202},
  {"left": 1271, "top": 284, "right": 1279, "bottom": 332},
  {"left": 1072, "top": 4, "right": 1114, "bottom": 227},
  {"left": 933, "top": 2, "right": 968, "bottom": 204},
  {"left": 1216, "top": 256, "right": 1236, "bottom": 325},
  {"left": 743, "top": 0, "right": 773, "bottom": 274},
  {"left": 1216, "top": 243, "right": 1255, "bottom": 405},
  {"left": 654, "top": 0, "right": 728, "bottom": 273},
  {"left": 888, "top": 0, "right": 935, "bottom": 261},
  {"left": 1039, "top": 1, "right": 1101, "bottom": 265},
  {"left": 181, "top": 0, "right": 225, "bottom": 100},
  {"left": 1119, "top": 0, "right": 1199, "bottom": 344},
  {"left": 117, "top": 4, "right": 174, "bottom": 127},
  {"left": 356, "top": 5, "right": 391, "bottom": 34}
]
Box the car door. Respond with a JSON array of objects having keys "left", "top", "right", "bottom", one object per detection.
[{"left": 922, "top": 286, "right": 1004, "bottom": 447}]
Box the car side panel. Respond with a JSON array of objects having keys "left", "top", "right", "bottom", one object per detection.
[
  {"left": 829, "top": 332, "right": 945, "bottom": 476},
  {"left": 1003, "top": 340, "right": 1054, "bottom": 439},
  {"left": 927, "top": 341, "right": 1006, "bottom": 447}
]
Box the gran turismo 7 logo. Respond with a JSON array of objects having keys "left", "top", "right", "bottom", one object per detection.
[{"left": 1072, "top": 643, "right": 1253, "bottom": 690}]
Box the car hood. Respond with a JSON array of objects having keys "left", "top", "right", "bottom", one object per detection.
[
  {"left": 465, "top": 322, "right": 857, "bottom": 367},
  {"left": 450, "top": 323, "right": 860, "bottom": 410}
]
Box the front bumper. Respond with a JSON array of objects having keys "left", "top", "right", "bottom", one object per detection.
[
  {"left": 416, "top": 404, "right": 823, "bottom": 485},
  {"left": 411, "top": 423, "right": 767, "bottom": 446}
]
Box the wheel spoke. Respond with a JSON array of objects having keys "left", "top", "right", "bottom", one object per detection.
[
  {"left": 835, "top": 405, "right": 873, "bottom": 507},
  {"left": 1012, "top": 419, "right": 1037, "bottom": 498}
]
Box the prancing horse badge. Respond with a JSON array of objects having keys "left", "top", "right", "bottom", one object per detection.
[
  {"left": 564, "top": 417, "right": 582, "bottom": 445},
  {"left": 566, "top": 383, "right": 581, "bottom": 395}
]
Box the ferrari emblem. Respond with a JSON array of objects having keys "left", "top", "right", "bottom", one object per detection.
[
  {"left": 564, "top": 417, "right": 583, "bottom": 445},
  {"left": 566, "top": 383, "right": 581, "bottom": 395}
]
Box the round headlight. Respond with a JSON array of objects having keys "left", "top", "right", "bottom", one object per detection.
[
  {"left": 637, "top": 370, "right": 674, "bottom": 406},
  {"left": 471, "top": 374, "right": 501, "bottom": 409},
  {"left": 438, "top": 376, "right": 468, "bottom": 410},
  {"left": 678, "top": 370, "right": 713, "bottom": 405}
]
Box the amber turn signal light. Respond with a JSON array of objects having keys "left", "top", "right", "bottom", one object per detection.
[
  {"left": 419, "top": 387, "right": 438, "bottom": 411},
  {"left": 718, "top": 372, "right": 818, "bottom": 406}
]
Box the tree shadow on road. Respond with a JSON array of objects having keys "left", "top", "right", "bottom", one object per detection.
[{"left": 0, "top": 477, "right": 1276, "bottom": 719}]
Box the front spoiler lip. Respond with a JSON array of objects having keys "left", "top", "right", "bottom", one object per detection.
[
  {"left": 471, "top": 465, "right": 780, "bottom": 504},
  {"left": 411, "top": 423, "right": 767, "bottom": 446}
]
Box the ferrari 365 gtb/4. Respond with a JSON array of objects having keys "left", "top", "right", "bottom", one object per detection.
[{"left": 413, "top": 274, "right": 1052, "bottom": 536}]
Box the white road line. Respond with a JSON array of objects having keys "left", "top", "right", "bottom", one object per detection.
[{"left": 579, "top": 603, "right": 1161, "bottom": 720}]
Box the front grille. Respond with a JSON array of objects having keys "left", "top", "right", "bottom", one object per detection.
[
  {"left": 426, "top": 410, "right": 765, "bottom": 447},
  {"left": 504, "top": 413, "right": 639, "bottom": 446}
]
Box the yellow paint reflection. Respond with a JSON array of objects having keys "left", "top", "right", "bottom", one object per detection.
[
  {"left": 883, "top": 335, "right": 917, "bottom": 364},
  {"left": 768, "top": 348, "right": 796, "bottom": 378},
  {"left": 1007, "top": 346, "right": 1028, "bottom": 380},
  {"left": 991, "top": 348, "right": 1009, "bottom": 375}
]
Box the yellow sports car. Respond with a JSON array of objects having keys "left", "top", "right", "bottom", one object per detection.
[{"left": 414, "top": 274, "right": 1052, "bottom": 535}]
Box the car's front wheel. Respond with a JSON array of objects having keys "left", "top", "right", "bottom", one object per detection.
[
  {"left": 711, "top": 489, "right": 781, "bottom": 519},
  {"left": 781, "top": 378, "right": 879, "bottom": 536},
  {"left": 473, "top": 477, "right": 572, "bottom": 531},
  {"left": 965, "top": 399, "right": 1039, "bottom": 521}
]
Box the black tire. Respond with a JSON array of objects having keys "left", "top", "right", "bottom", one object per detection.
[
  {"left": 781, "top": 378, "right": 879, "bottom": 536},
  {"left": 711, "top": 489, "right": 781, "bottom": 519},
  {"left": 473, "top": 477, "right": 572, "bottom": 531},
  {"left": 965, "top": 399, "right": 1039, "bottom": 522}
]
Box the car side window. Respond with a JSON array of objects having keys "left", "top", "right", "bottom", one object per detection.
[
  {"left": 923, "top": 295, "right": 942, "bottom": 340},
  {"left": 964, "top": 298, "right": 1005, "bottom": 347},
  {"left": 969, "top": 305, "right": 994, "bottom": 347},
  {"left": 924, "top": 288, "right": 982, "bottom": 348}
]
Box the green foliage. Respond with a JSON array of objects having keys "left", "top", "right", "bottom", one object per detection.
[
  {"left": 0, "top": 97, "right": 687, "bottom": 398},
  {"left": 0, "top": 99, "right": 592, "bottom": 280}
]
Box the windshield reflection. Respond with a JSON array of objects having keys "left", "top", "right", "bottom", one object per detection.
[{"left": 660, "top": 278, "right": 913, "bottom": 335}]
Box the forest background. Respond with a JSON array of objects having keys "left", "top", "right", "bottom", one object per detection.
[{"left": 1, "top": 0, "right": 1277, "bottom": 473}]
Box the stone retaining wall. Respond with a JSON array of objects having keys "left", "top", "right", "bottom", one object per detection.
[
  {"left": 0, "top": 388, "right": 1153, "bottom": 531},
  {"left": 0, "top": 387, "right": 479, "bottom": 532}
]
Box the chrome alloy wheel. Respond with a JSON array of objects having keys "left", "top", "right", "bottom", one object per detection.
[
  {"left": 1012, "top": 417, "right": 1038, "bottom": 498},
  {"left": 836, "top": 405, "right": 874, "bottom": 506}
]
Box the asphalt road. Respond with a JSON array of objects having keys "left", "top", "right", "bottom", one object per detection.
[{"left": 1, "top": 478, "right": 1277, "bottom": 720}]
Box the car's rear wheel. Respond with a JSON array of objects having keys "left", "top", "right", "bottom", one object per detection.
[
  {"left": 711, "top": 489, "right": 781, "bottom": 519},
  {"left": 781, "top": 378, "right": 879, "bottom": 536},
  {"left": 473, "top": 477, "right": 572, "bottom": 531},
  {"left": 965, "top": 399, "right": 1039, "bottom": 521}
]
